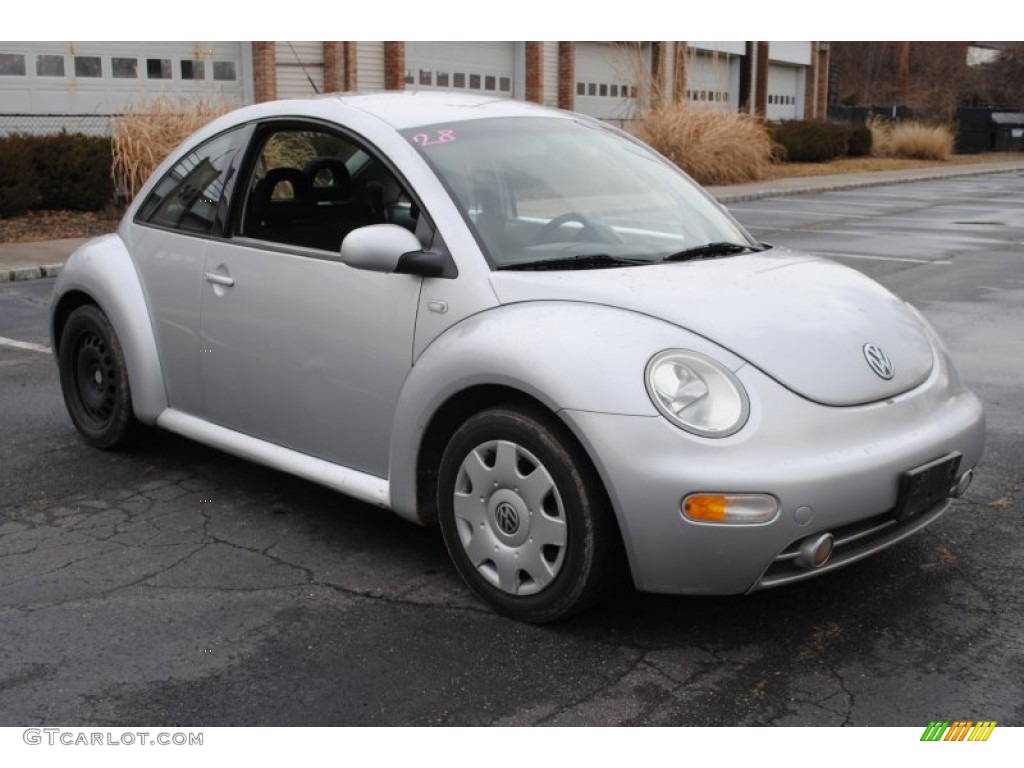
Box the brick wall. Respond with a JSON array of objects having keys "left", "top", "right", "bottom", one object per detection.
[
  {"left": 816, "top": 43, "right": 830, "bottom": 119},
  {"left": 525, "top": 42, "right": 543, "bottom": 103},
  {"left": 650, "top": 42, "right": 665, "bottom": 104},
  {"left": 672, "top": 42, "right": 688, "bottom": 103},
  {"left": 344, "top": 42, "right": 358, "bottom": 91},
  {"left": 384, "top": 42, "right": 405, "bottom": 90},
  {"left": 323, "top": 42, "right": 344, "bottom": 93},
  {"left": 557, "top": 42, "right": 574, "bottom": 110},
  {"left": 754, "top": 41, "right": 769, "bottom": 116},
  {"left": 252, "top": 42, "right": 277, "bottom": 103}
]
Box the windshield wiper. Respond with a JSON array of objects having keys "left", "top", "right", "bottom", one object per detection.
[
  {"left": 663, "top": 242, "right": 760, "bottom": 262},
  {"left": 498, "top": 254, "right": 652, "bottom": 271}
]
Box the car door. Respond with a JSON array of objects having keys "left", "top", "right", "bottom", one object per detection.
[
  {"left": 197, "top": 122, "right": 424, "bottom": 478},
  {"left": 130, "top": 126, "right": 249, "bottom": 414}
]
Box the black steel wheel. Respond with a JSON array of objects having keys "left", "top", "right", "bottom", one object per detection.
[{"left": 58, "top": 304, "right": 144, "bottom": 449}]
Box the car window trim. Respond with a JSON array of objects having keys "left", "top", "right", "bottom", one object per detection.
[{"left": 225, "top": 235, "right": 348, "bottom": 263}]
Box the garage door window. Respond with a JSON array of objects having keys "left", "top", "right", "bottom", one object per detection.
[
  {"left": 0, "top": 53, "right": 26, "bottom": 76},
  {"left": 74, "top": 56, "right": 102, "bottom": 78},
  {"left": 112, "top": 57, "right": 138, "bottom": 78},
  {"left": 213, "top": 61, "right": 236, "bottom": 81},
  {"left": 36, "top": 55, "right": 65, "bottom": 77},
  {"left": 147, "top": 58, "right": 172, "bottom": 79},
  {"left": 181, "top": 60, "right": 205, "bottom": 80}
]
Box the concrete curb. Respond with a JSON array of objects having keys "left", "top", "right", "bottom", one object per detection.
[{"left": 0, "top": 264, "right": 63, "bottom": 283}]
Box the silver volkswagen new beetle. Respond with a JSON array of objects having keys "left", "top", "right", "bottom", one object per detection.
[{"left": 50, "top": 92, "right": 985, "bottom": 621}]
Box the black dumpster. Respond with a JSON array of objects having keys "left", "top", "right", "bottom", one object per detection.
[
  {"left": 956, "top": 108, "right": 996, "bottom": 154},
  {"left": 993, "top": 113, "right": 1024, "bottom": 152}
]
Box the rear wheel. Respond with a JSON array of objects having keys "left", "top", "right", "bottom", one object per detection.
[
  {"left": 437, "top": 404, "right": 621, "bottom": 622},
  {"left": 58, "top": 304, "right": 144, "bottom": 449}
]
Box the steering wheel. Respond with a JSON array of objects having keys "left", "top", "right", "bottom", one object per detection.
[{"left": 531, "top": 212, "right": 620, "bottom": 245}]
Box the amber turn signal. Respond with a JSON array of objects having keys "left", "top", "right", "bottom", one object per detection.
[{"left": 682, "top": 494, "right": 778, "bottom": 524}]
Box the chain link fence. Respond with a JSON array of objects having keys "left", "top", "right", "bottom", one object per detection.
[{"left": 0, "top": 114, "right": 117, "bottom": 136}]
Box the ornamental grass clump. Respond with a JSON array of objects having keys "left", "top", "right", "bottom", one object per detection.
[
  {"left": 633, "top": 102, "right": 778, "bottom": 186},
  {"left": 869, "top": 118, "right": 954, "bottom": 160},
  {"left": 111, "top": 97, "right": 237, "bottom": 201},
  {"left": 889, "top": 121, "right": 955, "bottom": 160}
]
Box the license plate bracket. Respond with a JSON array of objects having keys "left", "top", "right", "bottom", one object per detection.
[{"left": 895, "top": 452, "right": 962, "bottom": 521}]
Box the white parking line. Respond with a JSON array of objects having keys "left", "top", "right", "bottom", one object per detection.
[
  {"left": 0, "top": 335, "right": 52, "bottom": 354},
  {"left": 812, "top": 252, "right": 953, "bottom": 265}
]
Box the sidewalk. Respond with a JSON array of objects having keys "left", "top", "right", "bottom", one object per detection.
[
  {"left": 2, "top": 159, "right": 1022, "bottom": 282},
  {"left": 705, "top": 158, "right": 1024, "bottom": 203}
]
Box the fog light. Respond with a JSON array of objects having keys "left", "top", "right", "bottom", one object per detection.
[
  {"left": 682, "top": 494, "right": 778, "bottom": 524},
  {"left": 951, "top": 469, "right": 973, "bottom": 498},
  {"left": 795, "top": 533, "right": 834, "bottom": 569}
]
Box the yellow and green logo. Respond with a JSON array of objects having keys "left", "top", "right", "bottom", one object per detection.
[{"left": 920, "top": 721, "right": 997, "bottom": 741}]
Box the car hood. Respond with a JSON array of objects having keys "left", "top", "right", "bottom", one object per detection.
[{"left": 488, "top": 248, "right": 934, "bottom": 406}]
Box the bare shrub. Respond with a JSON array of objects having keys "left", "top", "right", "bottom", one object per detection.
[
  {"left": 111, "top": 97, "right": 237, "bottom": 201},
  {"left": 634, "top": 103, "right": 778, "bottom": 185}
]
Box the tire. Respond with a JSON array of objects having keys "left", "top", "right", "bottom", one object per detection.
[
  {"left": 437, "top": 404, "right": 622, "bottom": 622},
  {"left": 58, "top": 304, "right": 144, "bottom": 449}
]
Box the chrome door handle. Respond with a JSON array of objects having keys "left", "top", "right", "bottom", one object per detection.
[{"left": 204, "top": 272, "right": 235, "bottom": 287}]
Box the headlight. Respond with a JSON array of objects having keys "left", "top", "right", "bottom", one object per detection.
[{"left": 645, "top": 350, "right": 749, "bottom": 437}]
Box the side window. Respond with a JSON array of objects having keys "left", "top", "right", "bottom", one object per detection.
[
  {"left": 240, "top": 125, "right": 418, "bottom": 253},
  {"left": 136, "top": 130, "right": 239, "bottom": 235}
]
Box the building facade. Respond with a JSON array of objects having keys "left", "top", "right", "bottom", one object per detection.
[
  {"left": 0, "top": 41, "right": 830, "bottom": 134},
  {"left": 0, "top": 41, "right": 252, "bottom": 133}
]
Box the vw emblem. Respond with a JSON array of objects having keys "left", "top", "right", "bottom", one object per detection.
[
  {"left": 494, "top": 502, "right": 520, "bottom": 535},
  {"left": 863, "top": 343, "right": 895, "bottom": 380}
]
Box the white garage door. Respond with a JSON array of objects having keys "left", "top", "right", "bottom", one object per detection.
[
  {"left": 404, "top": 42, "right": 516, "bottom": 97},
  {"left": 767, "top": 64, "right": 802, "bottom": 120},
  {"left": 574, "top": 42, "right": 647, "bottom": 120},
  {"left": 686, "top": 51, "right": 740, "bottom": 111},
  {"left": 0, "top": 41, "right": 248, "bottom": 134},
  {"left": 276, "top": 41, "right": 324, "bottom": 98}
]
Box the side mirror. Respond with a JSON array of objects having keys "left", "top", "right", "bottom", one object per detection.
[{"left": 340, "top": 224, "right": 423, "bottom": 274}]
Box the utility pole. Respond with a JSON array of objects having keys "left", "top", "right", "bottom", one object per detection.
[{"left": 898, "top": 41, "right": 910, "bottom": 107}]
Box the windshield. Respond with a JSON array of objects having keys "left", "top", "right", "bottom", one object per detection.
[{"left": 402, "top": 117, "right": 756, "bottom": 269}]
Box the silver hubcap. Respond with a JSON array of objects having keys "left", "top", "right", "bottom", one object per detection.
[{"left": 453, "top": 439, "right": 567, "bottom": 596}]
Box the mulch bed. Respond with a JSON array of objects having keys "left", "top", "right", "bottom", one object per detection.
[{"left": 0, "top": 208, "right": 123, "bottom": 244}]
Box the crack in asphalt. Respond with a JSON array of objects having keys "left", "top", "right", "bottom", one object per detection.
[
  {"left": 830, "top": 665, "right": 856, "bottom": 726},
  {"left": 527, "top": 648, "right": 647, "bottom": 726},
  {"left": 0, "top": 474, "right": 501, "bottom": 620}
]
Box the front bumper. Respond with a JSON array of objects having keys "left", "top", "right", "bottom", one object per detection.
[{"left": 561, "top": 359, "right": 985, "bottom": 595}]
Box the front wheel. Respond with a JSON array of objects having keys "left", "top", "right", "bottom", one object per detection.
[
  {"left": 437, "top": 405, "right": 621, "bottom": 622},
  {"left": 58, "top": 304, "right": 144, "bottom": 449}
]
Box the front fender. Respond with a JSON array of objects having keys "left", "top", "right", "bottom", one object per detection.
[
  {"left": 51, "top": 234, "right": 167, "bottom": 423},
  {"left": 387, "top": 300, "right": 746, "bottom": 521}
]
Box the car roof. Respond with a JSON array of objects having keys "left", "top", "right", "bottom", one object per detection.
[
  {"left": 200, "top": 91, "right": 574, "bottom": 138},
  {"left": 341, "top": 91, "right": 573, "bottom": 129}
]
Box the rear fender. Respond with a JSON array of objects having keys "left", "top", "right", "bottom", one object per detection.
[{"left": 51, "top": 234, "right": 167, "bottom": 423}]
